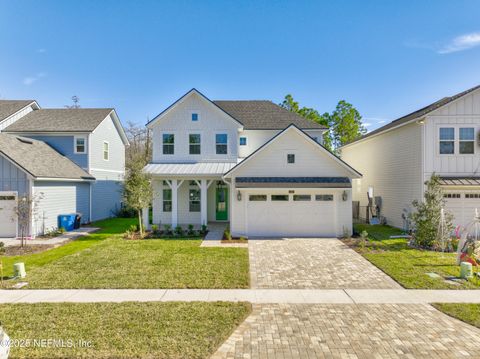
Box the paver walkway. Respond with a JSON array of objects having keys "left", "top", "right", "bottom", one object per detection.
[
  {"left": 212, "top": 303, "right": 480, "bottom": 358},
  {"left": 249, "top": 238, "right": 400, "bottom": 289}
]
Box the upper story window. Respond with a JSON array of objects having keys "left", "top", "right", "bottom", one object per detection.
[
  {"left": 439, "top": 128, "right": 454, "bottom": 154},
  {"left": 74, "top": 136, "right": 87, "bottom": 154},
  {"left": 287, "top": 154, "right": 295, "bottom": 164},
  {"left": 189, "top": 134, "right": 201, "bottom": 155},
  {"left": 239, "top": 137, "right": 247, "bottom": 146},
  {"left": 103, "top": 141, "right": 109, "bottom": 161},
  {"left": 191, "top": 113, "right": 199, "bottom": 121},
  {"left": 163, "top": 134, "right": 175, "bottom": 155},
  {"left": 216, "top": 134, "right": 228, "bottom": 154},
  {"left": 459, "top": 128, "right": 474, "bottom": 154}
]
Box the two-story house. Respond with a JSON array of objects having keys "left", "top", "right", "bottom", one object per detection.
[
  {"left": 0, "top": 100, "right": 128, "bottom": 238},
  {"left": 341, "top": 84, "right": 480, "bottom": 230},
  {"left": 144, "top": 89, "right": 362, "bottom": 237}
]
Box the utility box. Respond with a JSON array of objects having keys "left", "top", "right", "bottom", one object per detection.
[
  {"left": 460, "top": 262, "right": 473, "bottom": 279},
  {"left": 13, "top": 262, "right": 26, "bottom": 278}
]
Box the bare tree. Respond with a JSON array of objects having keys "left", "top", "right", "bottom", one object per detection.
[
  {"left": 124, "top": 120, "right": 152, "bottom": 165},
  {"left": 14, "top": 193, "right": 44, "bottom": 247},
  {"left": 65, "top": 95, "right": 80, "bottom": 109}
]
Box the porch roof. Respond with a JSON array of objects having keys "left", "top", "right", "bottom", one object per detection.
[
  {"left": 144, "top": 162, "right": 237, "bottom": 176},
  {"left": 439, "top": 177, "right": 480, "bottom": 186}
]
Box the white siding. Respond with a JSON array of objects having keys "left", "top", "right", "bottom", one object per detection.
[
  {"left": 150, "top": 92, "right": 241, "bottom": 163},
  {"left": 0, "top": 104, "right": 35, "bottom": 132},
  {"left": 238, "top": 129, "right": 325, "bottom": 158},
  {"left": 341, "top": 122, "right": 423, "bottom": 228}
]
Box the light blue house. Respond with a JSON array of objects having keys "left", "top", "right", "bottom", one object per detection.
[{"left": 0, "top": 100, "right": 128, "bottom": 237}]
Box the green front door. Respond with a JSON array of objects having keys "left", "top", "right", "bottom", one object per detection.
[{"left": 216, "top": 187, "right": 228, "bottom": 220}]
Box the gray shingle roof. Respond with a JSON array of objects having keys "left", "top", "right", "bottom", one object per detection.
[
  {"left": 0, "top": 100, "right": 35, "bottom": 122},
  {"left": 0, "top": 134, "right": 94, "bottom": 180},
  {"left": 214, "top": 100, "right": 327, "bottom": 130},
  {"left": 4, "top": 108, "right": 113, "bottom": 133},
  {"left": 345, "top": 84, "right": 480, "bottom": 146}
]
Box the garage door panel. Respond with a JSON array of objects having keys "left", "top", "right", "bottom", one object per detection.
[
  {"left": 444, "top": 191, "right": 480, "bottom": 229},
  {"left": 246, "top": 192, "right": 336, "bottom": 237}
]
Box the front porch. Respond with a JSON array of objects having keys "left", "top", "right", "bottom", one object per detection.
[{"left": 145, "top": 177, "right": 231, "bottom": 229}]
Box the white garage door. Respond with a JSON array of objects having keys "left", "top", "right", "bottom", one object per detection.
[
  {"left": 0, "top": 194, "right": 17, "bottom": 238},
  {"left": 246, "top": 192, "right": 336, "bottom": 237},
  {"left": 444, "top": 191, "right": 480, "bottom": 228}
]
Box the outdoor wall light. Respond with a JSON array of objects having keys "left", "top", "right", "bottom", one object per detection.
[
  {"left": 342, "top": 191, "right": 348, "bottom": 201},
  {"left": 237, "top": 191, "right": 242, "bottom": 201}
]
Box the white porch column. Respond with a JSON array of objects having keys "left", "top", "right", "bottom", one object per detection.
[
  {"left": 142, "top": 207, "right": 150, "bottom": 230},
  {"left": 171, "top": 179, "right": 178, "bottom": 227},
  {"left": 200, "top": 179, "right": 208, "bottom": 226}
]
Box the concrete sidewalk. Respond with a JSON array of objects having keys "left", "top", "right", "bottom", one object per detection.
[
  {"left": 0, "top": 289, "right": 479, "bottom": 304},
  {"left": 0, "top": 227, "right": 99, "bottom": 247}
]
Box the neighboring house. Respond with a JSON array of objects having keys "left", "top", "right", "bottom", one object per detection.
[
  {"left": 341, "top": 84, "right": 480, "bottom": 230},
  {"left": 144, "top": 89, "right": 362, "bottom": 237},
  {"left": 0, "top": 100, "right": 128, "bottom": 237},
  {"left": 0, "top": 134, "right": 94, "bottom": 237}
]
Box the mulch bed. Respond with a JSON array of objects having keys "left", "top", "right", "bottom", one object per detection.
[{"left": 4, "top": 244, "right": 57, "bottom": 256}]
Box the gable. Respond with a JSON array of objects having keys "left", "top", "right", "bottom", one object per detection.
[
  {"left": 147, "top": 89, "right": 243, "bottom": 131},
  {"left": 225, "top": 126, "right": 361, "bottom": 179},
  {"left": 429, "top": 86, "right": 480, "bottom": 117}
]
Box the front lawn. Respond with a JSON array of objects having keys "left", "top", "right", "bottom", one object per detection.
[
  {"left": 0, "top": 301, "right": 251, "bottom": 359},
  {"left": 352, "top": 224, "right": 480, "bottom": 289},
  {"left": 433, "top": 303, "right": 480, "bottom": 329},
  {"left": 4, "top": 218, "right": 249, "bottom": 289}
]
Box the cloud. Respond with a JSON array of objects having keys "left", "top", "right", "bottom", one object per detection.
[
  {"left": 438, "top": 32, "right": 480, "bottom": 54},
  {"left": 23, "top": 72, "right": 47, "bottom": 86},
  {"left": 37, "top": 48, "right": 46, "bottom": 53},
  {"left": 363, "top": 122, "right": 372, "bottom": 127},
  {"left": 364, "top": 117, "right": 389, "bottom": 125}
]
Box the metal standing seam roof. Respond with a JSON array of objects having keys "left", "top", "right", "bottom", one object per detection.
[
  {"left": 235, "top": 177, "right": 351, "bottom": 188},
  {"left": 439, "top": 177, "right": 480, "bottom": 186},
  {"left": 143, "top": 162, "right": 238, "bottom": 176}
]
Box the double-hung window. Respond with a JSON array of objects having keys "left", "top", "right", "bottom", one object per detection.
[
  {"left": 189, "top": 188, "right": 201, "bottom": 212},
  {"left": 163, "top": 134, "right": 174, "bottom": 155},
  {"left": 163, "top": 188, "right": 172, "bottom": 212},
  {"left": 189, "top": 134, "right": 201, "bottom": 155},
  {"left": 75, "top": 136, "right": 86, "bottom": 154},
  {"left": 216, "top": 134, "right": 228, "bottom": 154},
  {"left": 439, "top": 128, "right": 454, "bottom": 154},
  {"left": 459, "top": 128, "right": 474, "bottom": 154}
]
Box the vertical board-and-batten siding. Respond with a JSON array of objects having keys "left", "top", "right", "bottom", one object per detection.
[
  {"left": 0, "top": 104, "right": 35, "bottom": 132},
  {"left": 424, "top": 89, "right": 480, "bottom": 179},
  {"left": 0, "top": 155, "right": 30, "bottom": 194},
  {"left": 341, "top": 122, "right": 423, "bottom": 229},
  {"left": 150, "top": 92, "right": 241, "bottom": 163},
  {"left": 33, "top": 181, "right": 90, "bottom": 235},
  {"left": 89, "top": 114, "right": 125, "bottom": 220}
]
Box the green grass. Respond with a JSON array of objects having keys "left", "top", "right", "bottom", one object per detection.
[
  {"left": 433, "top": 303, "right": 480, "bottom": 329},
  {"left": 4, "top": 218, "right": 249, "bottom": 289},
  {"left": 353, "top": 224, "right": 480, "bottom": 289},
  {"left": 0, "top": 301, "right": 251, "bottom": 359}
]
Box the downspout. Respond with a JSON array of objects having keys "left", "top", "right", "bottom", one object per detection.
[{"left": 88, "top": 133, "right": 93, "bottom": 223}]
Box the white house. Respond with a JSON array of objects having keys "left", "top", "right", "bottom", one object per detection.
[
  {"left": 341, "top": 84, "right": 480, "bottom": 230},
  {"left": 144, "top": 89, "right": 362, "bottom": 237}
]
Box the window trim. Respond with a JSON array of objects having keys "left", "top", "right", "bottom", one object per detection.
[
  {"left": 239, "top": 136, "right": 247, "bottom": 146},
  {"left": 191, "top": 112, "right": 199, "bottom": 122},
  {"left": 287, "top": 153, "right": 295, "bottom": 164},
  {"left": 103, "top": 141, "right": 109, "bottom": 161},
  {"left": 439, "top": 127, "right": 455, "bottom": 155},
  {"left": 215, "top": 133, "right": 228, "bottom": 155},
  {"left": 189, "top": 133, "right": 201, "bottom": 155},
  {"left": 162, "top": 133, "right": 175, "bottom": 155},
  {"left": 162, "top": 188, "right": 172, "bottom": 212},
  {"left": 189, "top": 188, "right": 201, "bottom": 212},
  {"left": 74, "top": 135, "right": 87, "bottom": 154},
  {"left": 459, "top": 127, "right": 475, "bottom": 155}
]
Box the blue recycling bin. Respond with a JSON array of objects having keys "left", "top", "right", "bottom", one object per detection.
[{"left": 58, "top": 214, "right": 76, "bottom": 231}]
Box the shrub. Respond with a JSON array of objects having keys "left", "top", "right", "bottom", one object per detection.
[
  {"left": 151, "top": 224, "right": 159, "bottom": 234},
  {"left": 200, "top": 224, "right": 208, "bottom": 235},
  {"left": 410, "top": 174, "right": 454, "bottom": 249},
  {"left": 174, "top": 226, "right": 184, "bottom": 236},
  {"left": 187, "top": 224, "right": 195, "bottom": 236},
  {"left": 128, "top": 224, "right": 138, "bottom": 233},
  {"left": 164, "top": 224, "right": 173, "bottom": 236},
  {"left": 240, "top": 236, "right": 247, "bottom": 241},
  {"left": 224, "top": 229, "right": 232, "bottom": 241}
]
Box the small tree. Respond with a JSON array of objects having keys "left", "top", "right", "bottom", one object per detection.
[
  {"left": 410, "top": 174, "right": 453, "bottom": 249},
  {"left": 123, "top": 154, "right": 153, "bottom": 236},
  {"left": 14, "top": 193, "right": 44, "bottom": 247}
]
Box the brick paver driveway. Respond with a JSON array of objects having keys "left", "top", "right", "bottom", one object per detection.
[
  {"left": 212, "top": 304, "right": 480, "bottom": 358},
  {"left": 249, "top": 238, "right": 400, "bottom": 289}
]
